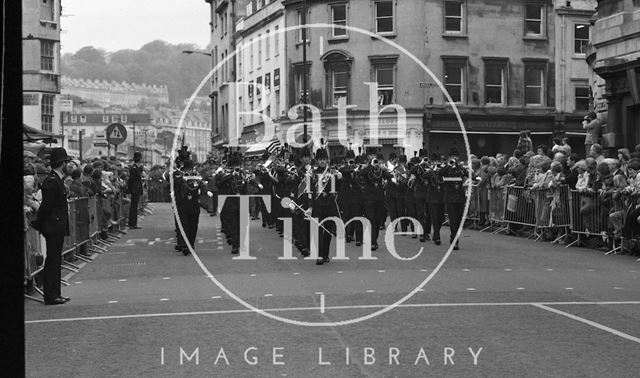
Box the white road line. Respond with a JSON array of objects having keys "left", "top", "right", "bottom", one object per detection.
[
  {"left": 292, "top": 272, "right": 300, "bottom": 276},
  {"left": 108, "top": 301, "right": 118, "bottom": 304},
  {"left": 378, "top": 270, "right": 386, "bottom": 273},
  {"left": 74, "top": 281, "right": 82, "bottom": 284},
  {"left": 462, "top": 269, "right": 470, "bottom": 272},
  {"left": 25, "top": 301, "right": 640, "bottom": 324},
  {"left": 336, "top": 271, "right": 343, "bottom": 274},
  {"left": 417, "top": 288, "right": 425, "bottom": 292},
  {"left": 162, "top": 277, "right": 171, "bottom": 280},
  {"left": 546, "top": 269, "right": 554, "bottom": 271},
  {"left": 466, "top": 288, "right": 476, "bottom": 291},
  {"left": 420, "top": 269, "right": 428, "bottom": 272},
  {"left": 118, "top": 279, "right": 127, "bottom": 282},
  {"left": 588, "top": 269, "right": 595, "bottom": 272},
  {"left": 264, "top": 294, "right": 273, "bottom": 297},
  {"left": 533, "top": 304, "right": 640, "bottom": 344},
  {"left": 504, "top": 269, "right": 512, "bottom": 272},
  {"left": 160, "top": 298, "right": 170, "bottom": 301},
  {"left": 565, "top": 288, "right": 574, "bottom": 290},
  {"left": 211, "top": 296, "right": 221, "bottom": 299},
  {"left": 517, "top": 288, "right": 525, "bottom": 290},
  {"left": 315, "top": 292, "right": 323, "bottom": 295},
  {"left": 250, "top": 274, "right": 257, "bottom": 277},
  {"left": 614, "top": 287, "right": 623, "bottom": 290},
  {"left": 366, "top": 290, "right": 376, "bottom": 293},
  {"left": 320, "top": 294, "right": 325, "bottom": 314}
]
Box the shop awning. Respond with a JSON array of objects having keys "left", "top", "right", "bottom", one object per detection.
[{"left": 23, "top": 123, "right": 58, "bottom": 143}]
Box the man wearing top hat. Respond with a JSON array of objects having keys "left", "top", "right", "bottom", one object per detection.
[
  {"left": 126, "top": 151, "right": 143, "bottom": 229},
  {"left": 36, "top": 147, "right": 73, "bottom": 305}
]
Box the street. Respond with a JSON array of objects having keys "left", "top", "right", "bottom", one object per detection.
[{"left": 25, "top": 203, "right": 640, "bottom": 377}]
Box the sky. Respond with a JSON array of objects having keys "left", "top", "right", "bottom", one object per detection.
[{"left": 60, "top": 0, "right": 211, "bottom": 54}]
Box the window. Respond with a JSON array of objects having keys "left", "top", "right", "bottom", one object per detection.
[
  {"left": 265, "top": 29, "right": 270, "bottom": 59},
  {"left": 256, "top": 77, "right": 262, "bottom": 98},
  {"left": 444, "top": 1, "right": 464, "bottom": 33},
  {"left": 40, "top": 0, "right": 54, "bottom": 21},
  {"left": 574, "top": 24, "right": 589, "bottom": 54},
  {"left": 250, "top": 39, "right": 254, "bottom": 71},
  {"left": 575, "top": 87, "right": 590, "bottom": 112},
  {"left": 275, "top": 90, "right": 281, "bottom": 117},
  {"left": 274, "top": 68, "right": 280, "bottom": 90},
  {"left": 265, "top": 73, "right": 271, "bottom": 93},
  {"left": 375, "top": 2, "right": 394, "bottom": 34},
  {"left": 103, "top": 115, "right": 109, "bottom": 123},
  {"left": 70, "top": 115, "right": 77, "bottom": 123},
  {"left": 525, "top": 4, "right": 544, "bottom": 36},
  {"left": 331, "top": 70, "right": 349, "bottom": 107},
  {"left": 331, "top": 4, "right": 347, "bottom": 37},
  {"left": 80, "top": 115, "right": 86, "bottom": 123},
  {"left": 248, "top": 80, "right": 254, "bottom": 100},
  {"left": 376, "top": 66, "right": 394, "bottom": 105},
  {"left": 257, "top": 34, "right": 262, "bottom": 66},
  {"left": 484, "top": 61, "right": 507, "bottom": 105},
  {"left": 41, "top": 94, "right": 54, "bottom": 133},
  {"left": 63, "top": 114, "right": 68, "bottom": 123},
  {"left": 524, "top": 65, "right": 544, "bottom": 105},
  {"left": 298, "top": 10, "right": 310, "bottom": 42},
  {"left": 274, "top": 25, "right": 280, "bottom": 55},
  {"left": 444, "top": 62, "right": 465, "bottom": 103},
  {"left": 41, "top": 40, "right": 54, "bottom": 71},
  {"left": 295, "top": 71, "right": 310, "bottom": 103}
]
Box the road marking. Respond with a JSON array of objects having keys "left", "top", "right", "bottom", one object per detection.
[
  {"left": 588, "top": 269, "right": 596, "bottom": 272},
  {"left": 546, "top": 269, "right": 554, "bottom": 271},
  {"left": 292, "top": 272, "right": 300, "bottom": 276},
  {"left": 264, "top": 294, "right": 273, "bottom": 297},
  {"left": 504, "top": 269, "right": 512, "bottom": 272},
  {"left": 162, "top": 277, "right": 171, "bottom": 280},
  {"left": 118, "top": 279, "right": 127, "bottom": 282},
  {"left": 466, "top": 288, "right": 476, "bottom": 291},
  {"left": 250, "top": 274, "right": 257, "bottom": 277},
  {"left": 420, "top": 269, "right": 428, "bottom": 272},
  {"left": 108, "top": 301, "right": 118, "bottom": 304},
  {"left": 160, "top": 298, "right": 170, "bottom": 301},
  {"left": 533, "top": 304, "right": 640, "bottom": 344},
  {"left": 315, "top": 292, "right": 323, "bottom": 295},
  {"left": 74, "top": 281, "right": 82, "bottom": 284},
  {"left": 517, "top": 288, "right": 525, "bottom": 290},
  {"left": 417, "top": 288, "right": 425, "bottom": 292},
  {"left": 320, "top": 294, "right": 325, "bottom": 314},
  {"left": 462, "top": 269, "right": 470, "bottom": 272},
  {"left": 614, "top": 287, "right": 623, "bottom": 290},
  {"left": 366, "top": 290, "right": 376, "bottom": 293},
  {"left": 212, "top": 296, "right": 221, "bottom": 299},
  {"left": 25, "top": 301, "right": 640, "bottom": 324},
  {"left": 378, "top": 270, "right": 386, "bottom": 273},
  {"left": 336, "top": 271, "right": 343, "bottom": 274},
  {"left": 565, "top": 288, "right": 574, "bottom": 290}
]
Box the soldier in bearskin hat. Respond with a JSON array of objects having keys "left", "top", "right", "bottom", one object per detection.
[
  {"left": 439, "top": 146, "right": 469, "bottom": 250},
  {"left": 340, "top": 148, "right": 364, "bottom": 245},
  {"left": 359, "top": 147, "right": 392, "bottom": 250}
]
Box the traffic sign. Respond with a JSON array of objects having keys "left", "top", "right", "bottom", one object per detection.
[
  {"left": 60, "top": 99, "right": 73, "bottom": 112},
  {"left": 105, "top": 123, "right": 127, "bottom": 145}
]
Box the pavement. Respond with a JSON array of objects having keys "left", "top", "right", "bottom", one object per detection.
[{"left": 25, "top": 203, "right": 640, "bottom": 377}]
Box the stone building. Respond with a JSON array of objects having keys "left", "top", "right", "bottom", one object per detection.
[
  {"left": 588, "top": 0, "right": 640, "bottom": 152},
  {"left": 22, "top": 0, "right": 62, "bottom": 139},
  {"left": 60, "top": 77, "right": 170, "bottom": 108},
  {"left": 282, "top": 0, "right": 562, "bottom": 158}
]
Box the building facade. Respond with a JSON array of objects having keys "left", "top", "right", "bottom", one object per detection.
[
  {"left": 61, "top": 77, "right": 170, "bottom": 108},
  {"left": 554, "top": 0, "right": 597, "bottom": 138},
  {"left": 588, "top": 0, "right": 640, "bottom": 152},
  {"left": 22, "top": 0, "right": 62, "bottom": 141},
  {"left": 235, "top": 0, "right": 287, "bottom": 151},
  {"left": 282, "top": 0, "right": 561, "bottom": 158},
  {"left": 206, "top": 0, "right": 253, "bottom": 150}
]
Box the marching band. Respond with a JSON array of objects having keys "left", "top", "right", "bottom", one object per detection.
[{"left": 166, "top": 142, "right": 471, "bottom": 262}]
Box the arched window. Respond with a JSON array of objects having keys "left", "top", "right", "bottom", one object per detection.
[{"left": 322, "top": 50, "right": 353, "bottom": 108}]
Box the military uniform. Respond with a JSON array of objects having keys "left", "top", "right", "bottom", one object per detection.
[
  {"left": 359, "top": 154, "right": 392, "bottom": 250},
  {"left": 311, "top": 146, "right": 341, "bottom": 265},
  {"left": 439, "top": 148, "right": 469, "bottom": 250}
]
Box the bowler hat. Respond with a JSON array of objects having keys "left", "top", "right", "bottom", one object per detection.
[{"left": 49, "top": 147, "right": 71, "bottom": 165}]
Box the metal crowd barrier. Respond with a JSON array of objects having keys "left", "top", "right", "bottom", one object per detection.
[
  {"left": 567, "top": 190, "right": 611, "bottom": 249},
  {"left": 483, "top": 188, "right": 507, "bottom": 234},
  {"left": 465, "top": 184, "right": 481, "bottom": 228}
]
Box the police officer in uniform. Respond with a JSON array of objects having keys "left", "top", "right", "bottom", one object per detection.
[{"left": 439, "top": 147, "right": 469, "bottom": 250}]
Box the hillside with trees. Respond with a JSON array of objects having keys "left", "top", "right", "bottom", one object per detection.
[{"left": 61, "top": 40, "right": 211, "bottom": 105}]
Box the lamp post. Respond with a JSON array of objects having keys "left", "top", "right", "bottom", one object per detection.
[{"left": 302, "top": 0, "right": 309, "bottom": 149}]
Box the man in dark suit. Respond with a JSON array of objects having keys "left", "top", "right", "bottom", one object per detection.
[
  {"left": 127, "top": 152, "right": 143, "bottom": 229},
  {"left": 37, "top": 147, "right": 72, "bottom": 305}
]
